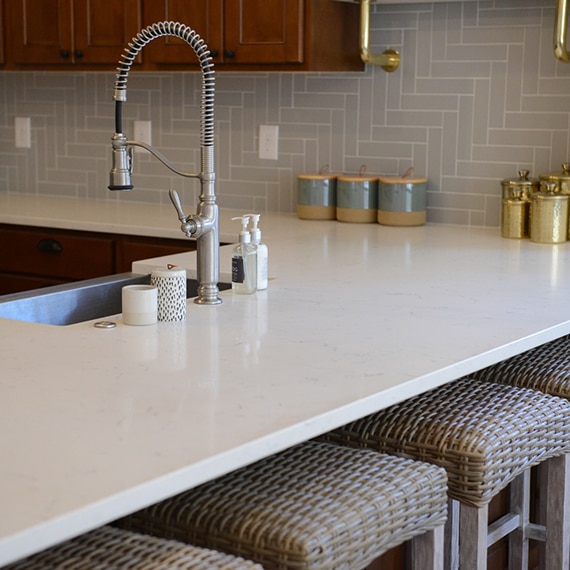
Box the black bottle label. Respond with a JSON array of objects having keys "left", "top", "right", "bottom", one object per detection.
[{"left": 232, "top": 257, "right": 245, "bottom": 283}]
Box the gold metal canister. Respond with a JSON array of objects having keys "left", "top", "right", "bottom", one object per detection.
[
  {"left": 530, "top": 183, "right": 569, "bottom": 244},
  {"left": 501, "top": 169, "right": 539, "bottom": 200},
  {"left": 501, "top": 189, "right": 529, "bottom": 239},
  {"left": 539, "top": 162, "right": 570, "bottom": 195}
]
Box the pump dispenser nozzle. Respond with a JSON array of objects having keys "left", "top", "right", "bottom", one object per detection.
[
  {"left": 231, "top": 216, "right": 252, "bottom": 244},
  {"left": 245, "top": 213, "right": 261, "bottom": 243}
]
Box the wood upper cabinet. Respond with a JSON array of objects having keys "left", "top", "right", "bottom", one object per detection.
[
  {"left": 0, "top": 0, "right": 4, "bottom": 65},
  {"left": 143, "top": 0, "right": 363, "bottom": 71},
  {"left": 2, "top": 0, "right": 362, "bottom": 71},
  {"left": 143, "top": 0, "right": 223, "bottom": 68},
  {"left": 5, "top": 0, "right": 142, "bottom": 67}
]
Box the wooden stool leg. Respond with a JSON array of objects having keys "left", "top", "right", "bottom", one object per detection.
[
  {"left": 508, "top": 470, "right": 530, "bottom": 570},
  {"left": 459, "top": 503, "right": 488, "bottom": 570},
  {"left": 411, "top": 524, "right": 445, "bottom": 570},
  {"left": 545, "top": 453, "right": 570, "bottom": 570},
  {"left": 444, "top": 499, "right": 460, "bottom": 570}
]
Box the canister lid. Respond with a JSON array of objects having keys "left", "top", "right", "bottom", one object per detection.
[
  {"left": 532, "top": 181, "right": 569, "bottom": 200},
  {"left": 378, "top": 174, "right": 427, "bottom": 184},
  {"left": 501, "top": 169, "right": 539, "bottom": 188},
  {"left": 539, "top": 162, "right": 570, "bottom": 183},
  {"left": 298, "top": 173, "right": 337, "bottom": 181},
  {"left": 298, "top": 164, "right": 337, "bottom": 181},
  {"left": 338, "top": 164, "right": 377, "bottom": 183},
  {"left": 338, "top": 174, "right": 378, "bottom": 183},
  {"left": 378, "top": 166, "right": 427, "bottom": 185}
]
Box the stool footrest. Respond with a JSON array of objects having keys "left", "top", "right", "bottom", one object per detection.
[{"left": 487, "top": 513, "right": 520, "bottom": 547}]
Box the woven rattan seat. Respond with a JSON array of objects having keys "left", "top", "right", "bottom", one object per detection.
[
  {"left": 471, "top": 334, "right": 570, "bottom": 398},
  {"left": 4, "top": 525, "right": 263, "bottom": 569},
  {"left": 320, "top": 377, "right": 570, "bottom": 569},
  {"left": 115, "top": 440, "right": 448, "bottom": 570}
]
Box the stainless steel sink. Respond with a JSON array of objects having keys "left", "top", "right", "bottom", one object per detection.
[{"left": 0, "top": 273, "right": 231, "bottom": 326}]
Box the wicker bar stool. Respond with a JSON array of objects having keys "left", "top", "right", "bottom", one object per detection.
[
  {"left": 4, "top": 525, "right": 263, "bottom": 569},
  {"left": 470, "top": 334, "right": 570, "bottom": 568},
  {"left": 318, "top": 378, "right": 570, "bottom": 570},
  {"left": 115, "top": 440, "right": 448, "bottom": 570}
]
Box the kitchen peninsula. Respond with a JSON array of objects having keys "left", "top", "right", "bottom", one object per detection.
[{"left": 1, "top": 194, "right": 570, "bottom": 567}]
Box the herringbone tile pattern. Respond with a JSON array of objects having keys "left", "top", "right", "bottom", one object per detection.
[{"left": 0, "top": 0, "right": 569, "bottom": 226}]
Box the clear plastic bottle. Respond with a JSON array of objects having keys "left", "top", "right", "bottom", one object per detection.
[
  {"left": 246, "top": 213, "right": 268, "bottom": 290},
  {"left": 231, "top": 216, "right": 257, "bottom": 294}
]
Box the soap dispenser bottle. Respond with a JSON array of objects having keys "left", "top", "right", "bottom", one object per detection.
[
  {"left": 246, "top": 213, "right": 268, "bottom": 290},
  {"left": 231, "top": 216, "right": 257, "bottom": 294}
]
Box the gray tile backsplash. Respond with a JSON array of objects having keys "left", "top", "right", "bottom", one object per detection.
[{"left": 1, "top": 0, "right": 569, "bottom": 226}]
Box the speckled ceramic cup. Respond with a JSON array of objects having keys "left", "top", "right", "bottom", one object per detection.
[
  {"left": 336, "top": 174, "right": 378, "bottom": 223},
  {"left": 150, "top": 267, "right": 187, "bottom": 321},
  {"left": 297, "top": 173, "right": 337, "bottom": 220}
]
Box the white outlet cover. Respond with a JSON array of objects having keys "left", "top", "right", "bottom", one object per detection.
[
  {"left": 259, "top": 125, "right": 279, "bottom": 160},
  {"left": 133, "top": 120, "right": 152, "bottom": 152},
  {"left": 15, "top": 117, "right": 31, "bottom": 149}
]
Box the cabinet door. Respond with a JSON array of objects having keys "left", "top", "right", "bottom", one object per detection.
[
  {"left": 224, "top": 0, "right": 302, "bottom": 64},
  {"left": 0, "top": 0, "right": 5, "bottom": 64},
  {"left": 115, "top": 235, "right": 197, "bottom": 274},
  {"left": 7, "top": 0, "right": 74, "bottom": 65},
  {"left": 73, "top": 0, "right": 142, "bottom": 65},
  {"left": 143, "top": 0, "right": 223, "bottom": 67}
]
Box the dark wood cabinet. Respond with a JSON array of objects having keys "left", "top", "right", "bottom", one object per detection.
[
  {"left": 143, "top": 0, "right": 223, "bottom": 68},
  {"left": 5, "top": 0, "right": 142, "bottom": 68},
  {"left": 0, "top": 0, "right": 4, "bottom": 65},
  {"left": 0, "top": 224, "right": 196, "bottom": 295},
  {"left": 2, "top": 0, "right": 362, "bottom": 71},
  {"left": 143, "top": 0, "right": 362, "bottom": 72}
]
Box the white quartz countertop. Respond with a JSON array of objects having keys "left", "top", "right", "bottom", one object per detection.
[{"left": 2, "top": 194, "right": 570, "bottom": 566}]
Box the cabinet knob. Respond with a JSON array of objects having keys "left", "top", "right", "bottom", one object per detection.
[
  {"left": 60, "top": 50, "right": 70, "bottom": 59},
  {"left": 224, "top": 49, "right": 236, "bottom": 59},
  {"left": 37, "top": 239, "right": 63, "bottom": 253},
  {"left": 209, "top": 49, "right": 219, "bottom": 58},
  {"left": 74, "top": 50, "right": 84, "bottom": 59}
]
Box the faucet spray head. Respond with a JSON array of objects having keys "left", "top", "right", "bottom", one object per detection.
[{"left": 108, "top": 133, "right": 134, "bottom": 191}]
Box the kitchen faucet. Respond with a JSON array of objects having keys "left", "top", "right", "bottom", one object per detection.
[{"left": 108, "top": 21, "right": 221, "bottom": 305}]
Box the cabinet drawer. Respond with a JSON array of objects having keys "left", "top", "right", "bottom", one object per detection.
[
  {"left": 0, "top": 272, "right": 66, "bottom": 295},
  {"left": 0, "top": 225, "right": 114, "bottom": 280}
]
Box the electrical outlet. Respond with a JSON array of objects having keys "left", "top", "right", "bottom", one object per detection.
[
  {"left": 133, "top": 120, "right": 152, "bottom": 153},
  {"left": 259, "top": 125, "right": 279, "bottom": 160},
  {"left": 15, "top": 117, "right": 31, "bottom": 149}
]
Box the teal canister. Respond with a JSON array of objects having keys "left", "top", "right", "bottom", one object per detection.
[
  {"left": 336, "top": 171, "right": 378, "bottom": 223},
  {"left": 377, "top": 169, "right": 427, "bottom": 226},
  {"left": 296, "top": 173, "right": 337, "bottom": 220}
]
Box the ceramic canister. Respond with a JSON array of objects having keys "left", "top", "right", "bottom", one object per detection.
[
  {"left": 296, "top": 172, "right": 337, "bottom": 220},
  {"left": 150, "top": 266, "right": 187, "bottom": 321},
  {"left": 377, "top": 170, "right": 427, "bottom": 226},
  {"left": 336, "top": 171, "right": 378, "bottom": 223}
]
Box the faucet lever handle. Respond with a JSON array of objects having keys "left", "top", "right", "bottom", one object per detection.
[
  {"left": 169, "top": 188, "right": 196, "bottom": 237},
  {"left": 169, "top": 188, "right": 187, "bottom": 222}
]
